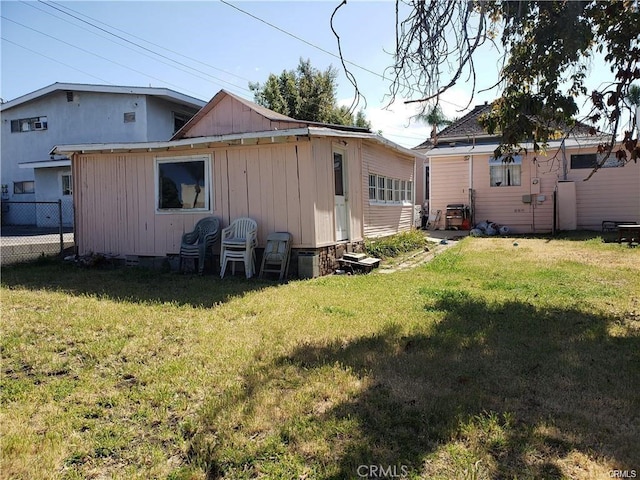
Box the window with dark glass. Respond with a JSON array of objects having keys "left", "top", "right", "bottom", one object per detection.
[
  {"left": 570, "top": 154, "right": 597, "bottom": 169},
  {"left": 10, "top": 116, "right": 48, "bottom": 133},
  {"left": 14, "top": 181, "right": 35, "bottom": 194},
  {"left": 334, "top": 152, "right": 344, "bottom": 196},
  {"left": 156, "top": 157, "right": 210, "bottom": 211}
]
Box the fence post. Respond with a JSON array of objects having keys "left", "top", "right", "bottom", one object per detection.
[{"left": 58, "top": 199, "right": 64, "bottom": 256}]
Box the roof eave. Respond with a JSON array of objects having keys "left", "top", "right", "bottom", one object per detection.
[
  {"left": 1, "top": 82, "right": 206, "bottom": 112},
  {"left": 52, "top": 128, "right": 313, "bottom": 156}
]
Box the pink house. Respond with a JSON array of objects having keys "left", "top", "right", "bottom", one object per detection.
[
  {"left": 414, "top": 104, "right": 640, "bottom": 233},
  {"left": 54, "top": 90, "right": 423, "bottom": 276}
]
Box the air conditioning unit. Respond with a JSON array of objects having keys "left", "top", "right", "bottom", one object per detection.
[{"left": 33, "top": 122, "right": 45, "bottom": 130}]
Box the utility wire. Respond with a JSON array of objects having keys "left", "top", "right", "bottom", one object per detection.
[
  {"left": 26, "top": 1, "right": 251, "bottom": 95},
  {"left": 219, "top": 0, "right": 468, "bottom": 111},
  {"left": 45, "top": 0, "right": 253, "bottom": 84},
  {"left": 2, "top": 16, "right": 207, "bottom": 99},
  {"left": 1, "top": 36, "right": 115, "bottom": 85}
]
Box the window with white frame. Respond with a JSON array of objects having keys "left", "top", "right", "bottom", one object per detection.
[
  {"left": 61, "top": 174, "right": 72, "bottom": 196},
  {"left": 10, "top": 116, "right": 48, "bottom": 133},
  {"left": 377, "top": 176, "right": 386, "bottom": 201},
  {"left": 385, "top": 178, "right": 393, "bottom": 202},
  {"left": 368, "top": 173, "right": 413, "bottom": 205},
  {"left": 156, "top": 155, "right": 211, "bottom": 212},
  {"left": 368, "top": 174, "right": 377, "bottom": 200},
  {"left": 393, "top": 179, "right": 400, "bottom": 202},
  {"left": 490, "top": 155, "right": 522, "bottom": 187}
]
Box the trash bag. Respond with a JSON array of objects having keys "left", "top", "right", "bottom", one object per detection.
[{"left": 485, "top": 223, "right": 498, "bottom": 236}]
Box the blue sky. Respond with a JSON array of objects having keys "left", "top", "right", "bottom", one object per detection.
[{"left": 0, "top": 1, "right": 610, "bottom": 148}]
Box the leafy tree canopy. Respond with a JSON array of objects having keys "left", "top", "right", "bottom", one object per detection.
[
  {"left": 359, "top": 0, "right": 638, "bottom": 174},
  {"left": 249, "top": 58, "right": 371, "bottom": 129}
]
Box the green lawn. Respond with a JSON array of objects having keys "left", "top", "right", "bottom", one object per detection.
[{"left": 1, "top": 236, "right": 639, "bottom": 479}]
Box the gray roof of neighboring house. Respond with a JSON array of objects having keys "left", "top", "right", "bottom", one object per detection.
[
  {"left": 413, "top": 101, "right": 596, "bottom": 150},
  {"left": 0, "top": 82, "right": 207, "bottom": 112}
]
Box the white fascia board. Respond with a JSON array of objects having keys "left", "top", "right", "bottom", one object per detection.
[
  {"left": 427, "top": 136, "right": 611, "bottom": 158},
  {"left": 307, "top": 127, "right": 426, "bottom": 160},
  {"left": 1, "top": 82, "right": 206, "bottom": 111},
  {"left": 19, "top": 159, "right": 71, "bottom": 169},
  {"left": 51, "top": 128, "right": 312, "bottom": 156}
]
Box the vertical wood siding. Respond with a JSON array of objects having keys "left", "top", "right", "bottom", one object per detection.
[
  {"left": 310, "top": 138, "right": 335, "bottom": 246},
  {"left": 185, "top": 95, "right": 305, "bottom": 137},
  {"left": 74, "top": 136, "right": 422, "bottom": 257},
  {"left": 74, "top": 140, "right": 319, "bottom": 257},
  {"left": 362, "top": 142, "right": 415, "bottom": 238}
]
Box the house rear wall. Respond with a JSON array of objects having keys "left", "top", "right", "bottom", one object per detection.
[
  {"left": 427, "top": 146, "right": 639, "bottom": 233},
  {"left": 362, "top": 142, "right": 415, "bottom": 238},
  {"left": 73, "top": 140, "right": 320, "bottom": 257}
]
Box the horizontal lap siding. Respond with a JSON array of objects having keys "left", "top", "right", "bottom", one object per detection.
[
  {"left": 75, "top": 141, "right": 315, "bottom": 257},
  {"left": 429, "top": 156, "right": 469, "bottom": 229},
  {"left": 568, "top": 158, "right": 640, "bottom": 229},
  {"left": 362, "top": 142, "right": 415, "bottom": 238},
  {"left": 472, "top": 155, "right": 554, "bottom": 233}
]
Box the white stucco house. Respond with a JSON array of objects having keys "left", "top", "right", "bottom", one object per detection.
[{"left": 0, "top": 82, "right": 205, "bottom": 227}]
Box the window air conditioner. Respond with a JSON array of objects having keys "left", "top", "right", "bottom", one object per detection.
[{"left": 33, "top": 122, "right": 44, "bottom": 130}]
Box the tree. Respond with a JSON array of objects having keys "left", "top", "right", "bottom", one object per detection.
[
  {"left": 249, "top": 58, "right": 371, "bottom": 129},
  {"left": 337, "top": 1, "right": 639, "bottom": 174},
  {"left": 417, "top": 104, "right": 452, "bottom": 144}
]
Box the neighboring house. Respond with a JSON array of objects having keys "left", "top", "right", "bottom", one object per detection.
[
  {"left": 0, "top": 83, "right": 205, "bottom": 227},
  {"left": 53, "top": 89, "right": 422, "bottom": 276},
  {"left": 414, "top": 103, "right": 640, "bottom": 233}
]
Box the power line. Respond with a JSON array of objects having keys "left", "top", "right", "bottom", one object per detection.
[
  {"left": 24, "top": 1, "right": 252, "bottom": 96},
  {"left": 1, "top": 36, "right": 115, "bottom": 85},
  {"left": 45, "top": 0, "right": 253, "bottom": 84},
  {"left": 219, "top": 0, "right": 468, "bottom": 111},
  {"left": 2, "top": 16, "right": 209, "bottom": 100}
]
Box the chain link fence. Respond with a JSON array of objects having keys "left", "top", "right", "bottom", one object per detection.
[{"left": 1, "top": 200, "right": 74, "bottom": 265}]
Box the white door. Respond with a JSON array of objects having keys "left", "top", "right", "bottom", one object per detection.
[{"left": 334, "top": 150, "right": 349, "bottom": 241}]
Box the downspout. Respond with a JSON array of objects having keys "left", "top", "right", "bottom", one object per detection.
[
  {"left": 468, "top": 154, "right": 474, "bottom": 226},
  {"left": 71, "top": 153, "right": 79, "bottom": 255},
  {"left": 412, "top": 155, "right": 417, "bottom": 228}
]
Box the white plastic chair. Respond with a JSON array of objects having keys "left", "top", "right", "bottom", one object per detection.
[
  {"left": 220, "top": 217, "right": 258, "bottom": 278},
  {"left": 259, "top": 232, "right": 292, "bottom": 281}
]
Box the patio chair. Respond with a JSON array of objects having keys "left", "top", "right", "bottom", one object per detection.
[
  {"left": 220, "top": 217, "right": 258, "bottom": 279},
  {"left": 259, "top": 232, "right": 292, "bottom": 281},
  {"left": 179, "top": 216, "right": 220, "bottom": 274}
]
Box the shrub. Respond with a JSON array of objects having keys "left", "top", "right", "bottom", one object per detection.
[{"left": 364, "top": 229, "right": 427, "bottom": 259}]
